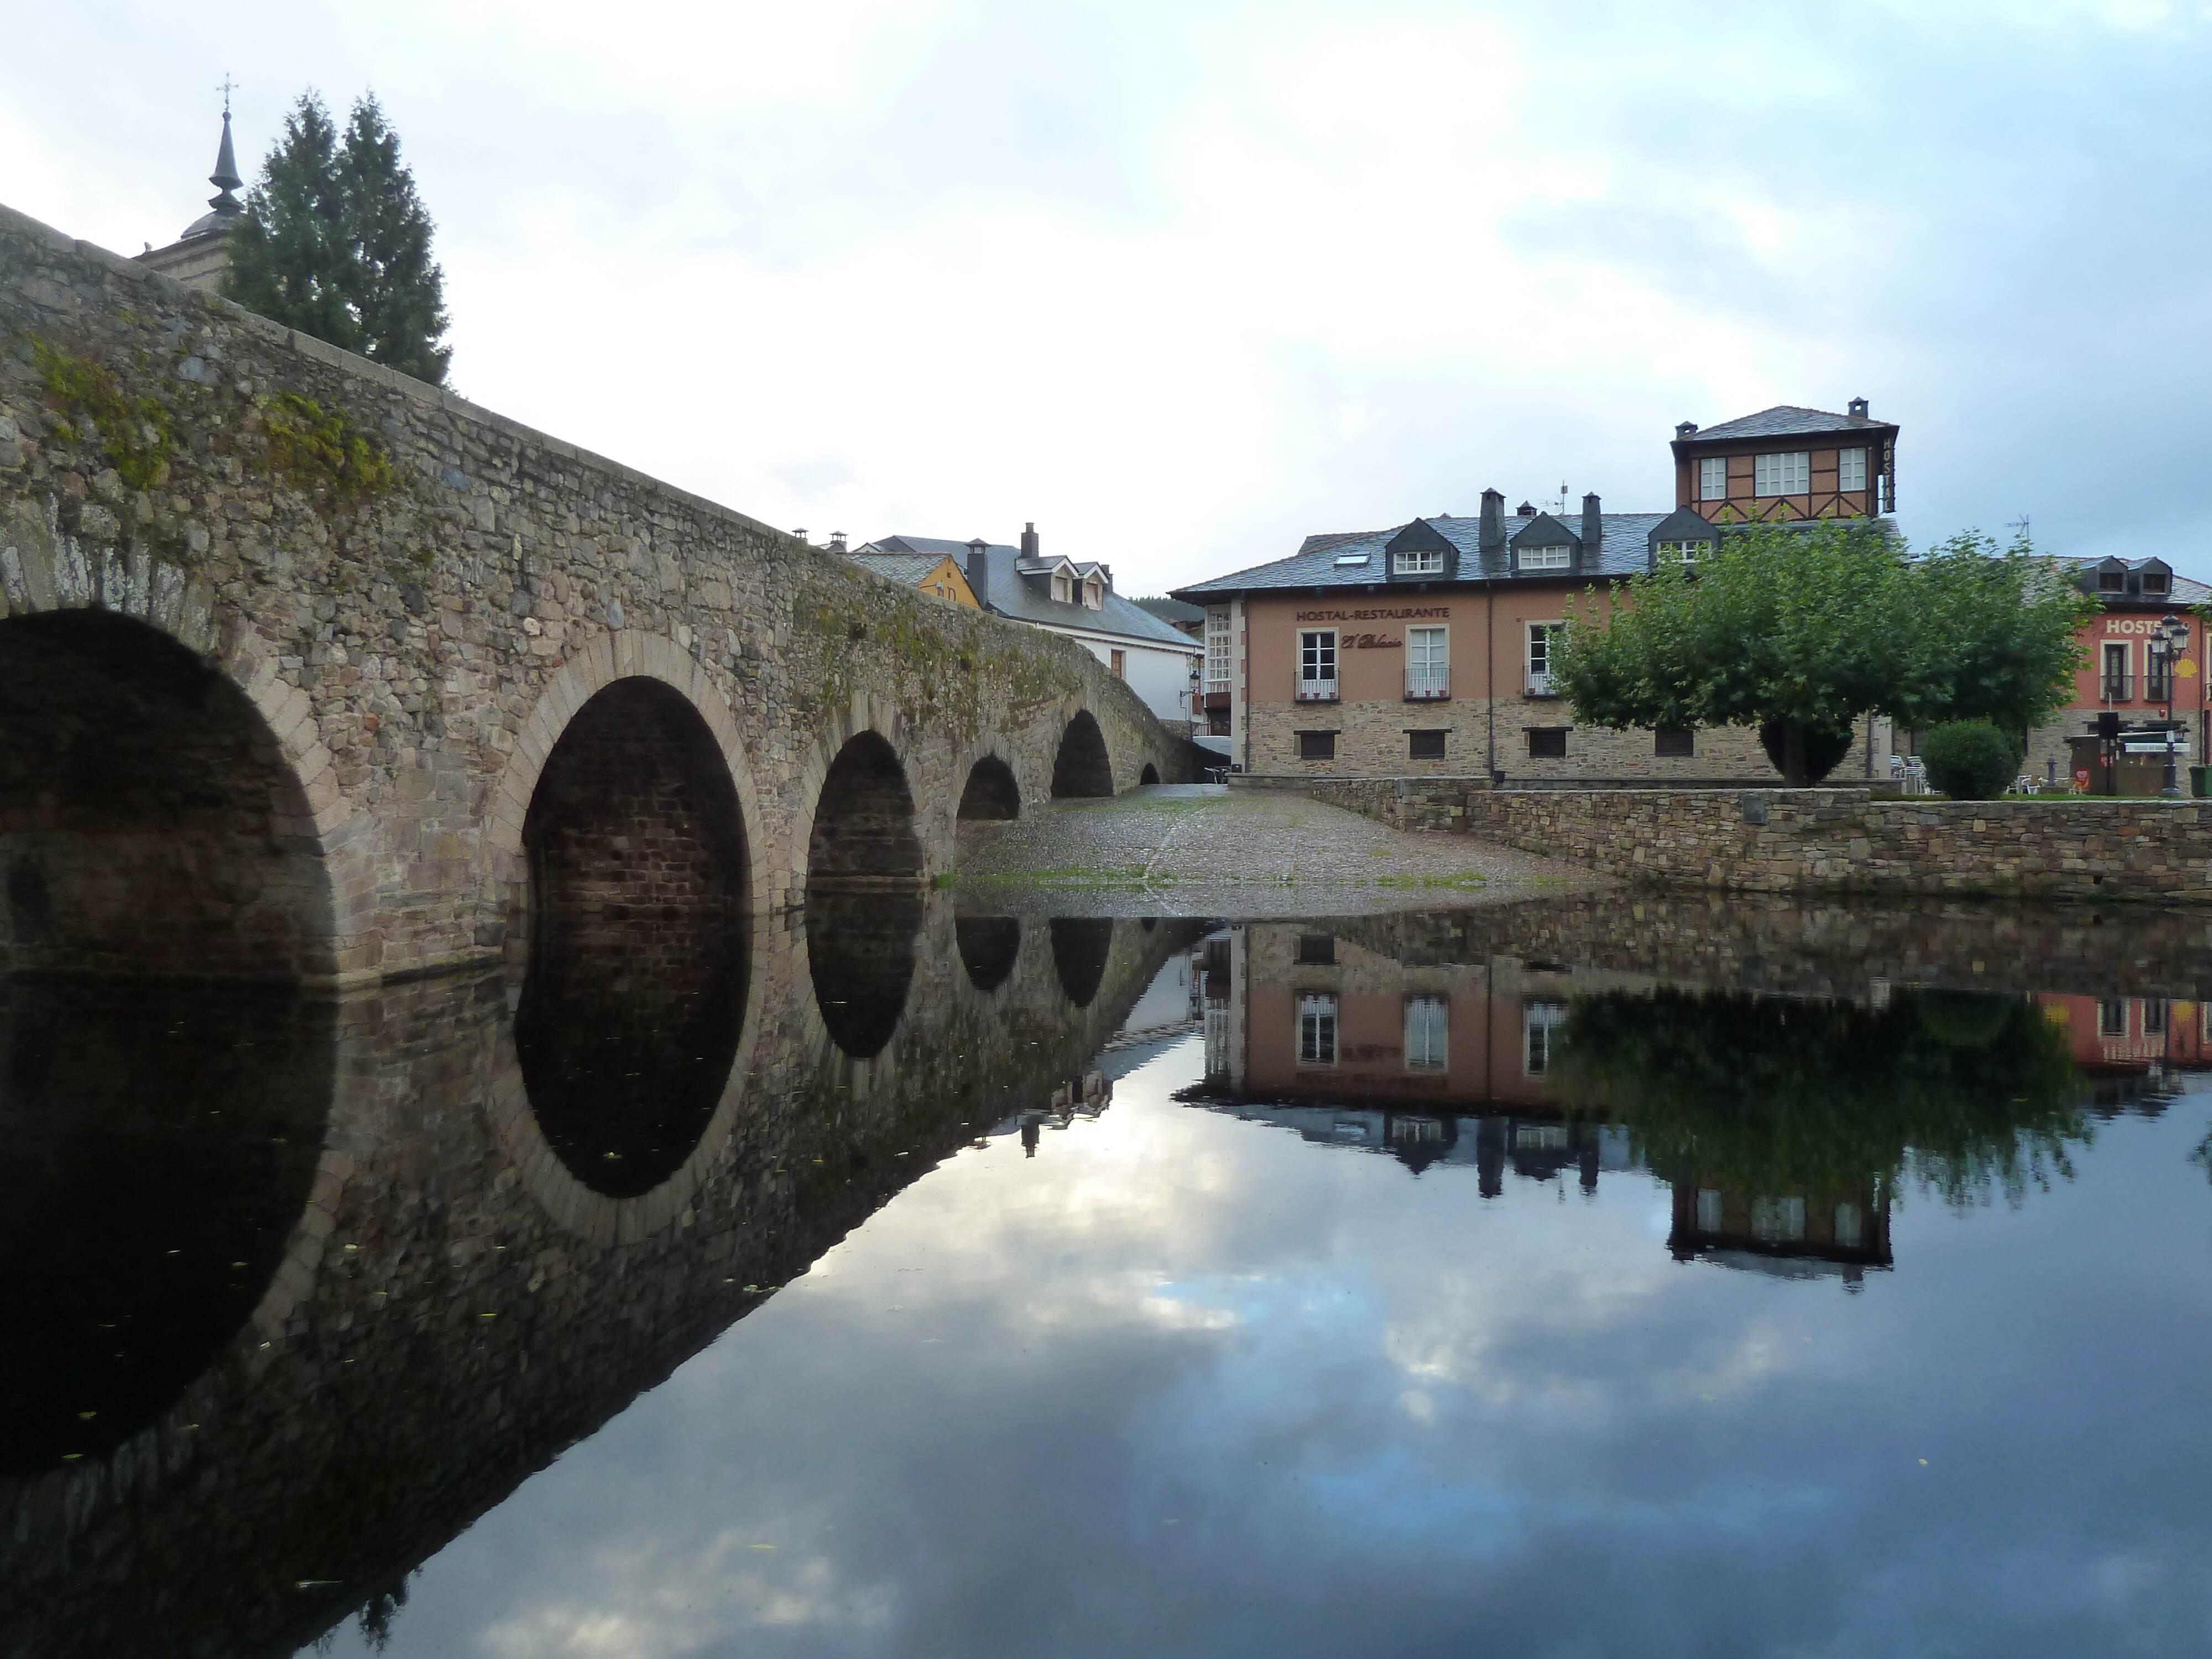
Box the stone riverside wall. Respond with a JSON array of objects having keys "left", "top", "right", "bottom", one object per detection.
[
  {"left": 1237, "top": 775, "right": 2212, "bottom": 904},
  {"left": 0, "top": 202, "right": 1196, "bottom": 983},
  {"left": 0, "top": 901, "right": 1201, "bottom": 1659}
]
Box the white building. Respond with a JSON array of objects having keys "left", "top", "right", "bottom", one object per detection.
[{"left": 854, "top": 526, "right": 1201, "bottom": 733}]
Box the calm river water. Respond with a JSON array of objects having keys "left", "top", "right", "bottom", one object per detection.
[{"left": 5, "top": 895, "right": 2211, "bottom": 1657}]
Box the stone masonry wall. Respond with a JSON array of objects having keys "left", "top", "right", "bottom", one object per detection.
[{"left": 0, "top": 202, "right": 1197, "bottom": 983}]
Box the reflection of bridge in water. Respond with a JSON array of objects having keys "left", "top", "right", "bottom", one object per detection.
[{"left": 0, "top": 897, "right": 1201, "bottom": 1659}]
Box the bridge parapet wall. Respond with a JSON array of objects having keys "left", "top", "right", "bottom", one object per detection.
[{"left": 0, "top": 204, "right": 1193, "bottom": 983}]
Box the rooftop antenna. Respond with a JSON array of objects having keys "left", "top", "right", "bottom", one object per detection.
[
  {"left": 1557, "top": 481, "right": 1569, "bottom": 516},
  {"left": 2008, "top": 513, "right": 2031, "bottom": 545}
]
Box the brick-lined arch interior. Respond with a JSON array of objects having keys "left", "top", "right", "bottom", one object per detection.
[
  {"left": 0, "top": 611, "right": 335, "bottom": 979},
  {"left": 808, "top": 732, "right": 925, "bottom": 889},
  {"left": 957, "top": 755, "right": 1022, "bottom": 821},
  {"left": 1051, "top": 710, "right": 1114, "bottom": 799}
]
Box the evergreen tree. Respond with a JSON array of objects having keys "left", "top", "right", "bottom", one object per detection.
[{"left": 222, "top": 91, "right": 452, "bottom": 386}]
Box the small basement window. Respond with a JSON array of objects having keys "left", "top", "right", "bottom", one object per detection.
[
  {"left": 1654, "top": 727, "right": 1694, "bottom": 758},
  {"left": 1527, "top": 728, "right": 1568, "bottom": 759},
  {"left": 1297, "top": 730, "right": 1337, "bottom": 761},
  {"left": 1408, "top": 729, "right": 1447, "bottom": 760}
]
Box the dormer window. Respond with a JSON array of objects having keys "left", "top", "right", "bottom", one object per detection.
[
  {"left": 1396, "top": 547, "right": 1445, "bottom": 576},
  {"left": 1083, "top": 578, "right": 1103, "bottom": 609},
  {"left": 1754, "top": 452, "right": 1810, "bottom": 496},
  {"left": 1656, "top": 540, "right": 1706, "bottom": 565},
  {"left": 1519, "top": 545, "right": 1572, "bottom": 571},
  {"left": 2144, "top": 571, "right": 2170, "bottom": 595},
  {"left": 2098, "top": 568, "right": 2125, "bottom": 593},
  {"left": 1052, "top": 572, "right": 1072, "bottom": 603}
]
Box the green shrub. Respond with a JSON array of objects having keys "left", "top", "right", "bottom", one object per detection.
[{"left": 1919, "top": 721, "right": 2021, "bottom": 800}]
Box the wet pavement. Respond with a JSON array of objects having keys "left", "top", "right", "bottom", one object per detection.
[{"left": 953, "top": 785, "right": 1601, "bottom": 916}]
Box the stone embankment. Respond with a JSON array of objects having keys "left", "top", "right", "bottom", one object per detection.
[{"left": 1230, "top": 776, "right": 2212, "bottom": 904}]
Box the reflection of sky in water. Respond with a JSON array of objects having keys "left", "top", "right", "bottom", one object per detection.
[{"left": 320, "top": 1041, "right": 2212, "bottom": 1658}]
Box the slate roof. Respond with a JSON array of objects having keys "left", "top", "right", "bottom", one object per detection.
[
  {"left": 1172, "top": 512, "right": 1676, "bottom": 599},
  {"left": 864, "top": 536, "right": 1198, "bottom": 649},
  {"left": 1172, "top": 510, "right": 1905, "bottom": 601},
  {"left": 1685, "top": 405, "right": 1893, "bottom": 442},
  {"left": 1134, "top": 596, "right": 1205, "bottom": 626},
  {"left": 847, "top": 550, "right": 955, "bottom": 587},
  {"left": 2067, "top": 557, "right": 2212, "bottom": 607}
]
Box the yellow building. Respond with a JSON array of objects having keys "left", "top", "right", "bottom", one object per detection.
[{"left": 847, "top": 548, "right": 979, "bottom": 609}]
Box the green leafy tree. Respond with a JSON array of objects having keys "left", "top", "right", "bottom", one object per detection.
[
  {"left": 223, "top": 91, "right": 452, "bottom": 385},
  {"left": 1553, "top": 523, "right": 2093, "bottom": 785}
]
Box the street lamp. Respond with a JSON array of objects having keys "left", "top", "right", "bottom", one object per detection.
[{"left": 2157, "top": 612, "right": 2189, "bottom": 799}]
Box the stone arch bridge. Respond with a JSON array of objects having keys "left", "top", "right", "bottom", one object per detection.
[{"left": 0, "top": 204, "right": 1199, "bottom": 985}]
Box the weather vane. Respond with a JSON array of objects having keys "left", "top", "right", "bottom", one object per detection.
[{"left": 218, "top": 72, "right": 238, "bottom": 116}]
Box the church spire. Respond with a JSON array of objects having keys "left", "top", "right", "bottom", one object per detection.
[{"left": 207, "top": 76, "right": 243, "bottom": 218}]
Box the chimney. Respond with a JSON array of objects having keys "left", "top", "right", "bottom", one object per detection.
[
  {"left": 1020, "top": 521, "right": 1040, "bottom": 561},
  {"left": 1847, "top": 397, "right": 1869, "bottom": 420},
  {"left": 1099, "top": 562, "right": 1113, "bottom": 594},
  {"left": 1581, "top": 492, "right": 1602, "bottom": 549},
  {"left": 828, "top": 530, "right": 847, "bottom": 554},
  {"left": 1517, "top": 501, "right": 1537, "bottom": 517},
  {"left": 1479, "top": 487, "right": 1505, "bottom": 551},
  {"left": 1675, "top": 421, "right": 1698, "bottom": 439},
  {"left": 966, "top": 536, "right": 991, "bottom": 593},
  {"left": 792, "top": 528, "right": 807, "bottom": 542}
]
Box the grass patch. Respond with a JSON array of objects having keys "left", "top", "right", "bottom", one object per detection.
[{"left": 1373, "top": 873, "right": 1490, "bottom": 890}]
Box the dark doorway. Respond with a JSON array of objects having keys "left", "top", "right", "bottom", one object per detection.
[
  {"left": 958, "top": 756, "right": 1021, "bottom": 821},
  {"left": 1051, "top": 711, "right": 1114, "bottom": 799},
  {"left": 810, "top": 732, "right": 925, "bottom": 889}
]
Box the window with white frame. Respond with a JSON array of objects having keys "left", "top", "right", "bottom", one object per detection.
[
  {"left": 1396, "top": 546, "right": 1445, "bottom": 576},
  {"left": 1698, "top": 457, "right": 1728, "bottom": 500},
  {"left": 1755, "top": 451, "right": 1810, "bottom": 496},
  {"left": 1526, "top": 622, "right": 1562, "bottom": 695},
  {"left": 1297, "top": 629, "right": 1338, "bottom": 700},
  {"left": 1297, "top": 994, "right": 1338, "bottom": 1066},
  {"left": 1522, "top": 1000, "right": 1568, "bottom": 1076},
  {"left": 1204, "top": 609, "right": 1231, "bottom": 690},
  {"left": 2098, "top": 998, "right": 2128, "bottom": 1037},
  {"left": 1838, "top": 447, "right": 1868, "bottom": 492},
  {"left": 1052, "top": 571, "right": 1072, "bottom": 603},
  {"left": 1406, "top": 625, "right": 1448, "bottom": 699},
  {"left": 1405, "top": 995, "right": 1448, "bottom": 1071},
  {"left": 1203, "top": 1003, "right": 1232, "bottom": 1080},
  {"left": 2144, "top": 998, "right": 2169, "bottom": 1037},
  {"left": 1519, "top": 544, "right": 1573, "bottom": 571},
  {"left": 1656, "top": 539, "right": 1707, "bottom": 565}
]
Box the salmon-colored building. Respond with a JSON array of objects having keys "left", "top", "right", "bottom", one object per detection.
[
  {"left": 2018, "top": 560, "right": 2211, "bottom": 795},
  {"left": 1173, "top": 402, "right": 1899, "bottom": 780}
]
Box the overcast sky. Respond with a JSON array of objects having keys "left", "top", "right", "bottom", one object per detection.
[{"left": 7, "top": 1, "right": 2212, "bottom": 594}]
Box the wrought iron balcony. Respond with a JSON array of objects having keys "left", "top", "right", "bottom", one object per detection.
[
  {"left": 1524, "top": 671, "right": 1557, "bottom": 698},
  {"left": 2101, "top": 672, "right": 2133, "bottom": 703},
  {"left": 1405, "top": 665, "right": 1449, "bottom": 700},
  {"left": 1295, "top": 678, "right": 1338, "bottom": 702}
]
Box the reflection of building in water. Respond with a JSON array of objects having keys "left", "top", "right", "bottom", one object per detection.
[
  {"left": 988, "top": 1071, "right": 1113, "bottom": 1156},
  {"left": 1667, "top": 1177, "right": 1893, "bottom": 1287},
  {"left": 2037, "top": 993, "right": 2209, "bottom": 1112}
]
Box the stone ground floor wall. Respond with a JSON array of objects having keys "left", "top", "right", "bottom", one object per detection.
[
  {"left": 1242, "top": 775, "right": 2212, "bottom": 904},
  {"left": 1243, "top": 695, "right": 1783, "bottom": 784}
]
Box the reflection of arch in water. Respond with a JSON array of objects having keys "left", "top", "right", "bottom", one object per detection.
[
  {"left": 1050, "top": 917, "right": 1115, "bottom": 1008},
  {"left": 807, "top": 890, "right": 925, "bottom": 1058},
  {"left": 1051, "top": 711, "right": 1114, "bottom": 799},
  {"left": 1139, "top": 763, "right": 1160, "bottom": 785},
  {"left": 956, "top": 916, "right": 1022, "bottom": 993},
  {"left": 0, "top": 611, "right": 336, "bottom": 979},
  {"left": 957, "top": 755, "right": 1021, "bottom": 822},
  {"left": 810, "top": 732, "right": 925, "bottom": 889},
  {"left": 0, "top": 980, "right": 333, "bottom": 1477}
]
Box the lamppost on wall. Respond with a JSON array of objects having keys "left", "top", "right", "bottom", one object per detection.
[{"left": 2158, "top": 613, "right": 2189, "bottom": 799}]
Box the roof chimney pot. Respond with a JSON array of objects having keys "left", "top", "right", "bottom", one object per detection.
[
  {"left": 1847, "top": 397, "right": 1869, "bottom": 419},
  {"left": 1020, "top": 521, "right": 1039, "bottom": 561},
  {"left": 1675, "top": 420, "right": 1698, "bottom": 439},
  {"left": 1581, "top": 492, "right": 1602, "bottom": 549},
  {"left": 1479, "top": 487, "right": 1505, "bottom": 552}
]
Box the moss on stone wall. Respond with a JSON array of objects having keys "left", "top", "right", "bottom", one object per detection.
[
  {"left": 32, "top": 340, "right": 174, "bottom": 490},
  {"left": 260, "top": 393, "right": 395, "bottom": 509}
]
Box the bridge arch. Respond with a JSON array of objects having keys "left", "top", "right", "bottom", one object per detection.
[
  {"left": 0, "top": 597, "right": 342, "bottom": 980},
  {"left": 488, "top": 632, "right": 770, "bottom": 953},
  {"left": 957, "top": 754, "right": 1022, "bottom": 822},
  {"left": 1050, "top": 917, "right": 1115, "bottom": 1008},
  {"left": 796, "top": 700, "right": 927, "bottom": 895},
  {"left": 1051, "top": 709, "right": 1114, "bottom": 799},
  {"left": 956, "top": 915, "right": 1022, "bottom": 993},
  {"left": 1139, "top": 763, "right": 1161, "bottom": 786}
]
